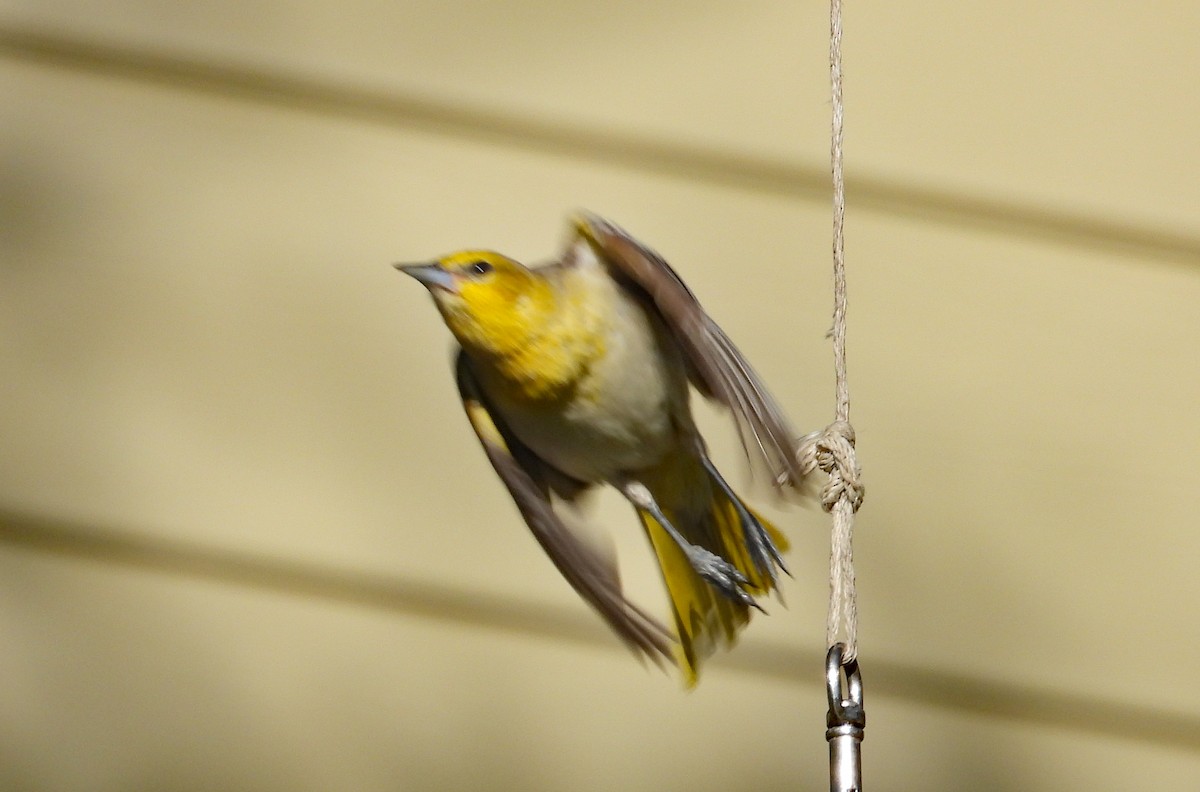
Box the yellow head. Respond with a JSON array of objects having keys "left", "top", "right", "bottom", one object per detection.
[{"left": 396, "top": 250, "right": 557, "bottom": 361}]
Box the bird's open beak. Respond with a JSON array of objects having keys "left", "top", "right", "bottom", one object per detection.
[{"left": 394, "top": 262, "right": 458, "bottom": 293}]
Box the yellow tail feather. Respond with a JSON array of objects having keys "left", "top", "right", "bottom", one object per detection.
[{"left": 638, "top": 472, "right": 787, "bottom": 686}]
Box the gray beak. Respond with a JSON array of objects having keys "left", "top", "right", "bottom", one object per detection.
[{"left": 394, "top": 262, "right": 457, "bottom": 293}]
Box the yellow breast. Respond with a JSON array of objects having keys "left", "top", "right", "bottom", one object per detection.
[
  {"left": 472, "top": 256, "right": 687, "bottom": 483},
  {"left": 452, "top": 263, "right": 607, "bottom": 402}
]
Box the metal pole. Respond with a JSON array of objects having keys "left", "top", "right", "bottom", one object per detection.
[{"left": 826, "top": 643, "right": 865, "bottom": 792}]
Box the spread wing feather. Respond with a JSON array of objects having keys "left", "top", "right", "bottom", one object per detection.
[
  {"left": 575, "top": 213, "right": 806, "bottom": 489},
  {"left": 454, "top": 351, "right": 676, "bottom": 664}
]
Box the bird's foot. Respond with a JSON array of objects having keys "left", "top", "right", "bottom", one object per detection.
[
  {"left": 687, "top": 547, "right": 763, "bottom": 611},
  {"left": 616, "top": 478, "right": 763, "bottom": 611}
]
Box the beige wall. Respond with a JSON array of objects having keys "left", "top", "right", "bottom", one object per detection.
[{"left": 2, "top": 2, "right": 1199, "bottom": 789}]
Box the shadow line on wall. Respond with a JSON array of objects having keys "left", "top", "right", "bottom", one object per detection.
[
  {"left": 1, "top": 507, "right": 1197, "bottom": 755},
  {"left": 2, "top": 24, "right": 1198, "bottom": 269}
]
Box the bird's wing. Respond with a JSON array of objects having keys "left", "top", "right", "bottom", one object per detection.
[
  {"left": 454, "top": 351, "right": 676, "bottom": 664},
  {"left": 574, "top": 213, "right": 806, "bottom": 490}
]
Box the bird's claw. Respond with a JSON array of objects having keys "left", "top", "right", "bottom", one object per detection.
[{"left": 689, "top": 547, "right": 762, "bottom": 611}]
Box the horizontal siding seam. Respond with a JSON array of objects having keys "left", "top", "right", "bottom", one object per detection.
[
  {"left": 1, "top": 509, "right": 1199, "bottom": 754},
  {"left": 1, "top": 23, "right": 1198, "bottom": 268}
]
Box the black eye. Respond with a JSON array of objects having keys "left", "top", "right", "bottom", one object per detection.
[{"left": 468, "top": 260, "right": 493, "bottom": 276}]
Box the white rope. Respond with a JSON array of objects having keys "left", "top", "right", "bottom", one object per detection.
[{"left": 799, "top": 0, "right": 865, "bottom": 663}]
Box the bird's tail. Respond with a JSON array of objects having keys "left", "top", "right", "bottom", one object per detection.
[{"left": 636, "top": 457, "right": 789, "bottom": 686}]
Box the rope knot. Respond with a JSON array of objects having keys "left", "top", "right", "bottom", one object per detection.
[{"left": 797, "top": 420, "right": 864, "bottom": 513}]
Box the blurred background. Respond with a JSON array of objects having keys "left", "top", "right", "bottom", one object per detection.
[{"left": 2, "top": 1, "right": 1199, "bottom": 789}]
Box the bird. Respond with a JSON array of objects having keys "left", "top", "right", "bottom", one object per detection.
[{"left": 397, "top": 213, "right": 807, "bottom": 684}]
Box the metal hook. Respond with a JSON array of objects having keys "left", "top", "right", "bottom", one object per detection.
[{"left": 826, "top": 643, "right": 865, "bottom": 792}]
